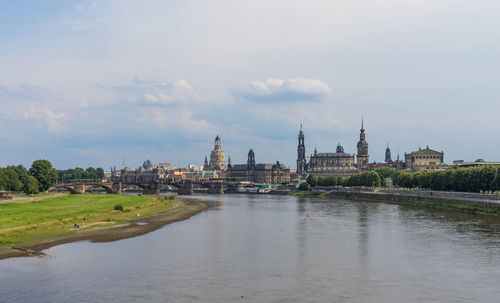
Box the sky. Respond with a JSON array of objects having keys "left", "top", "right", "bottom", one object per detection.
[{"left": 0, "top": 0, "right": 499, "bottom": 170}]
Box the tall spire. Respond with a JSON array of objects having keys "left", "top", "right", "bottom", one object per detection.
[{"left": 361, "top": 115, "right": 364, "bottom": 131}]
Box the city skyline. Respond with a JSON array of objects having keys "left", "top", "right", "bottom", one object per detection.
[{"left": 1, "top": 1, "right": 499, "bottom": 169}]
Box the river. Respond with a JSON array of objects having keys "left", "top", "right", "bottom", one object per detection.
[{"left": 1, "top": 194, "right": 500, "bottom": 302}]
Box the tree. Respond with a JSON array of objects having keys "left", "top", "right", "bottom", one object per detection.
[
  {"left": 96, "top": 168, "right": 105, "bottom": 180},
  {"left": 2, "top": 167, "right": 22, "bottom": 191},
  {"left": 298, "top": 181, "right": 308, "bottom": 191},
  {"left": 0, "top": 170, "right": 6, "bottom": 190},
  {"left": 29, "top": 160, "right": 57, "bottom": 192},
  {"left": 306, "top": 173, "right": 318, "bottom": 187},
  {"left": 21, "top": 175, "right": 39, "bottom": 195}
]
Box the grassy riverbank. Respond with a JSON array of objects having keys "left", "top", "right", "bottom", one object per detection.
[{"left": 0, "top": 194, "right": 209, "bottom": 259}]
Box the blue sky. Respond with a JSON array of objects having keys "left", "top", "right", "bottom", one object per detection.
[{"left": 0, "top": 0, "right": 499, "bottom": 170}]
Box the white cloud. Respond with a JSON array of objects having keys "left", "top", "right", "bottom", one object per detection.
[
  {"left": 108, "top": 79, "right": 199, "bottom": 106},
  {"left": 135, "top": 107, "right": 215, "bottom": 135},
  {"left": 23, "top": 107, "right": 67, "bottom": 132},
  {"left": 232, "top": 77, "right": 332, "bottom": 102}
]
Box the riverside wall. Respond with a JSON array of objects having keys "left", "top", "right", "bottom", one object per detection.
[{"left": 328, "top": 190, "right": 500, "bottom": 214}]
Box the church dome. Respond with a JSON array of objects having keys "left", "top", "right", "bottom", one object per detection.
[{"left": 143, "top": 156, "right": 153, "bottom": 169}]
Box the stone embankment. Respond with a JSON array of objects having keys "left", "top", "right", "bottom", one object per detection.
[{"left": 328, "top": 189, "right": 500, "bottom": 215}]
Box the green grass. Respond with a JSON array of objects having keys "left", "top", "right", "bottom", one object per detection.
[{"left": 0, "top": 194, "right": 178, "bottom": 246}]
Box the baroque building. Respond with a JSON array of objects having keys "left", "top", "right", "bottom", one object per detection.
[
  {"left": 356, "top": 118, "right": 369, "bottom": 169},
  {"left": 297, "top": 122, "right": 368, "bottom": 178},
  {"left": 404, "top": 146, "right": 446, "bottom": 171},
  {"left": 227, "top": 149, "right": 291, "bottom": 184},
  {"left": 307, "top": 141, "right": 357, "bottom": 177},
  {"left": 204, "top": 135, "right": 227, "bottom": 171}
]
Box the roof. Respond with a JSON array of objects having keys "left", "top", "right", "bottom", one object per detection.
[
  {"left": 230, "top": 163, "right": 289, "bottom": 171},
  {"left": 406, "top": 147, "right": 443, "bottom": 156},
  {"left": 230, "top": 164, "right": 248, "bottom": 171},
  {"left": 312, "top": 152, "right": 353, "bottom": 158}
]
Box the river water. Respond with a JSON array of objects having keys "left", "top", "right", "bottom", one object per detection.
[{"left": 1, "top": 194, "right": 500, "bottom": 302}]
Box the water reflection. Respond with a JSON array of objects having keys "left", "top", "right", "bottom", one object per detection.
[{"left": 1, "top": 194, "right": 500, "bottom": 302}]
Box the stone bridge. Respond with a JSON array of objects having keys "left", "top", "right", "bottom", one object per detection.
[{"left": 50, "top": 181, "right": 249, "bottom": 195}]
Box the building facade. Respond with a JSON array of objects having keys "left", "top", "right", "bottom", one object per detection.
[
  {"left": 356, "top": 118, "right": 369, "bottom": 169},
  {"left": 204, "top": 135, "right": 227, "bottom": 171},
  {"left": 307, "top": 142, "right": 358, "bottom": 177},
  {"left": 297, "top": 122, "right": 367, "bottom": 178},
  {"left": 227, "top": 149, "right": 291, "bottom": 184},
  {"left": 404, "top": 146, "right": 446, "bottom": 171},
  {"left": 297, "top": 125, "right": 306, "bottom": 175},
  {"left": 452, "top": 159, "right": 500, "bottom": 168}
]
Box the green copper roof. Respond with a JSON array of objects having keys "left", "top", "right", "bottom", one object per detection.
[{"left": 337, "top": 141, "right": 342, "bottom": 147}]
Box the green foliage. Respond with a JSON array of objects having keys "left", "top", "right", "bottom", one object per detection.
[
  {"left": 306, "top": 173, "right": 318, "bottom": 187},
  {"left": 375, "top": 167, "right": 400, "bottom": 179},
  {"left": 344, "top": 171, "right": 381, "bottom": 187},
  {"left": 1, "top": 167, "right": 23, "bottom": 191},
  {"left": 57, "top": 166, "right": 106, "bottom": 183},
  {"left": 317, "top": 175, "right": 339, "bottom": 186},
  {"left": 298, "top": 181, "right": 308, "bottom": 191},
  {"left": 21, "top": 175, "right": 39, "bottom": 195},
  {"left": 0, "top": 170, "right": 6, "bottom": 190},
  {"left": 29, "top": 160, "right": 57, "bottom": 192},
  {"left": 113, "top": 204, "right": 124, "bottom": 211},
  {"left": 392, "top": 165, "right": 500, "bottom": 193}
]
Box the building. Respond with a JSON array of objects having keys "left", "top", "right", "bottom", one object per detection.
[
  {"left": 356, "top": 118, "right": 369, "bottom": 169},
  {"left": 385, "top": 143, "right": 393, "bottom": 164},
  {"left": 297, "top": 122, "right": 366, "bottom": 178},
  {"left": 227, "top": 149, "right": 291, "bottom": 184},
  {"left": 188, "top": 164, "right": 204, "bottom": 171},
  {"left": 404, "top": 146, "right": 446, "bottom": 171},
  {"left": 157, "top": 163, "right": 174, "bottom": 171},
  {"left": 452, "top": 159, "right": 500, "bottom": 168},
  {"left": 307, "top": 142, "right": 358, "bottom": 178},
  {"left": 296, "top": 124, "right": 306, "bottom": 176},
  {"left": 183, "top": 170, "right": 219, "bottom": 182},
  {"left": 204, "top": 135, "right": 227, "bottom": 171}
]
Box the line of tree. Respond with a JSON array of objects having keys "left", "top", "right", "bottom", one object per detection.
[
  {"left": 57, "top": 167, "right": 105, "bottom": 183},
  {"left": 305, "top": 170, "right": 385, "bottom": 188},
  {"left": 0, "top": 160, "right": 58, "bottom": 195},
  {"left": 393, "top": 165, "right": 500, "bottom": 193}
]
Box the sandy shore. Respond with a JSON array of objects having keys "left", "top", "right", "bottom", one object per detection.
[{"left": 0, "top": 197, "right": 209, "bottom": 260}]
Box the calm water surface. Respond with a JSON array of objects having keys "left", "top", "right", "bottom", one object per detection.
[{"left": 1, "top": 195, "right": 500, "bottom": 302}]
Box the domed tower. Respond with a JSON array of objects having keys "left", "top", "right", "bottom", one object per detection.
[
  {"left": 296, "top": 124, "right": 306, "bottom": 174},
  {"left": 247, "top": 148, "right": 256, "bottom": 170},
  {"left": 143, "top": 155, "right": 153, "bottom": 170},
  {"left": 385, "top": 143, "right": 393, "bottom": 164},
  {"left": 209, "top": 134, "right": 227, "bottom": 171},
  {"left": 356, "top": 117, "right": 369, "bottom": 169},
  {"left": 336, "top": 141, "right": 344, "bottom": 153}
]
